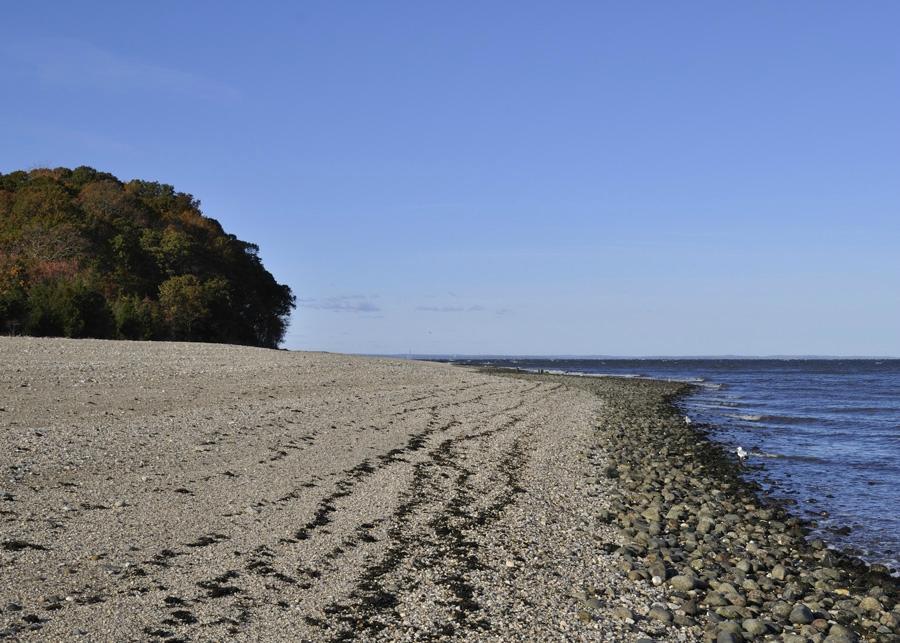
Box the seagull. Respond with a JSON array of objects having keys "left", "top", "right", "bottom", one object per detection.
[
  {"left": 736, "top": 446, "right": 749, "bottom": 461},
  {"left": 684, "top": 416, "right": 692, "bottom": 425}
]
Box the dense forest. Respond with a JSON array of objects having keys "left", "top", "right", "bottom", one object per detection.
[{"left": 0, "top": 167, "right": 295, "bottom": 348}]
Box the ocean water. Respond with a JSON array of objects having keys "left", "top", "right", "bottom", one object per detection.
[{"left": 451, "top": 358, "right": 900, "bottom": 571}]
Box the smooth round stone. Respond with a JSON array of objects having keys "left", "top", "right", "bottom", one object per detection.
[
  {"left": 858, "top": 596, "right": 882, "bottom": 613},
  {"left": 706, "top": 591, "right": 729, "bottom": 606},
  {"left": 789, "top": 603, "right": 814, "bottom": 624},
  {"left": 642, "top": 506, "right": 661, "bottom": 521},
  {"left": 648, "top": 561, "right": 667, "bottom": 579},
  {"left": 718, "top": 620, "right": 742, "bottom": 635},
  {"left": 716, "top": 606, "right": 743, "bottom": 620},
  {"left": 771, "top": 601, "right": 792, "bottom": 619},
  {"left": 669, "top": 575, "right": 697, "bottom": 592},
  {"left": 742, "top": 618, "right": 768, "bottom": 637},
  {"left": 647, "top": 606, "right": 673, "bottom": 624},
  {"left": 812, "top": 618, "right": 830, "bottom": 631},
  {"left": 824, "top": 623, "right": 858, "bottom": 643},
  {"left": 717, "top": 582, "right": 739, "bottom": 596}
]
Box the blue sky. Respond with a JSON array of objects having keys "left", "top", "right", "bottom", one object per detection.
[{"left": 3, "top": 2, "right": 899, "bottom": 355}]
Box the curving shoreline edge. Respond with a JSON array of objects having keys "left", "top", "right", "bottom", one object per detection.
[{"left": 484, "top": 368, "right": 899, "bottom": 642}]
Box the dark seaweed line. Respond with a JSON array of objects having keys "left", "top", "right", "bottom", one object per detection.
[
  {"left": 140, "top": 400, "right": 470, "bottom": 640},
  {"left": 424, "top": 430, "right": 530, "bottom": 633},
  {"left": 81, "top": 383, "right": 549, "bottom": 642},
  {"left": 320, "top": 385, "right": 554, "bottom": 640},
  {"left": 291, "top": 408, "right": 456, "bottom": 542}
]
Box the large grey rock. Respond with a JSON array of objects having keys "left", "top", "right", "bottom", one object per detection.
[
  {"left": 611, "top": 606, "right": 634, "bottom": 621},
  {"left": 858, "top": 596, "right": 882, "bottom": 613},
  {"left": 669, "top": 574, "right": 697, "bottom": 592},
  {"left": 788, "top": 603, "right": 814, "bottom": 625},
  {"left": 741, "top": 618, "right": 768, "bottom": 637},
  {"left": 824, "top": 623, "right": 858, "bottom": 643},
  {"left": 717, "top": 631, "right": 742, "bottom": 643},
  {"left": 647, "top": 606, "right": 673, "bottom": 624},
  {"left": 706, "top": 591, "right": 729, "bottom": 606},
  {"left": 771, "top": 600, "right": 792, "bottom": 620}
]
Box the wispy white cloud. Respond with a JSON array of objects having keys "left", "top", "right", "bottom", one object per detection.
[
  {"left": 299, "top": 295, "right": 380, "bottom": 313},
  {"left": 5, "top": 37, "right": 238, "bottom": 101}
]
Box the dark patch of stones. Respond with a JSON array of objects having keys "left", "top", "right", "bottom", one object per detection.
[{"left": 1, "top": 540, "right": 47, "bottom": 552}]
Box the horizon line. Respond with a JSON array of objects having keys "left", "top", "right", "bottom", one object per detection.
[{"left": 360, "top": 353, "right": 900, "bottom": 360}]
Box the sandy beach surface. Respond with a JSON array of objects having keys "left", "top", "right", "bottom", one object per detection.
[{"left": 0, "top": 338, "right": 688, "bottom": 642}]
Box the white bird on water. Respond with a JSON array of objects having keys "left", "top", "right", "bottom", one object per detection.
[
  {"left": 736, "top": 446, "right": 749, "bottom": 461},
  {"left": 684, "top": 415, "right": 692, "bottom": 425}
]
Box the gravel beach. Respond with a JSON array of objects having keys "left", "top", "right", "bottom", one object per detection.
[
  {"left": 1, "top": 338, "right": 896, "bottom": 641},
  {"left": 489, "top": 371, "right": 899, "bottom": 643},
  {"left": 0, "top": 338, "right": 691, "bottom": 641}
]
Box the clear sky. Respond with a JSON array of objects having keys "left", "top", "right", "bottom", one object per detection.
[{"left": 3, "top": 2, "right": 899, "bottom": 356}]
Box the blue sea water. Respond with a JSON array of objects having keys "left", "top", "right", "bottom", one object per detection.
[{"left": 452, "top": 358, "right": 900, "bottom": 571}]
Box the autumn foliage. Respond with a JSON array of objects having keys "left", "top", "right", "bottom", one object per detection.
[{"left": 0, "top": 167, "right": 295, "bottom": 347}]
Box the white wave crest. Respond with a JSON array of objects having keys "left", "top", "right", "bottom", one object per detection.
[{"left": 729, "top": 413, "right": 763, "bottom": 421}]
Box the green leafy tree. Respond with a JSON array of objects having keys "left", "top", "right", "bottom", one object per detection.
[
  {"left": 0, "top": 259, "right": 27, "bottom": 334},
  {"left": 158, "top": 274, "right": 210, "bottom": 340},
  {"left": 0, "top": 167, "right": 295, "bottom": 346},
  {"left": 25, "top": 278, "right": 114, "bottom": 338},
  {"left": 112, "top": 295, "right": 159, "bottom": 340}
]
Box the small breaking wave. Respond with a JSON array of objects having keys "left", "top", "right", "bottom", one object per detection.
[
  {"left": 750, "top": 449, "right": 781, "bottom": 459},
  {"left": 725, "top": 412, "right": 822, "bottom": 425},
  {"left": 760, "top": 414, "right": 819, "bottom": 425},
  {"left": 700, "top": 399, "right": 742, "bottom": 408}
]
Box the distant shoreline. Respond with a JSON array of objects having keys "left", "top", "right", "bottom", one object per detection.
[{"left": 395, "top": 355, "right": 900, "bottom": 361}]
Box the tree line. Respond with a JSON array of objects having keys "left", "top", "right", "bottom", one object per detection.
[{"left": 0, "top": 167, "right": 295, "bottom": 348}]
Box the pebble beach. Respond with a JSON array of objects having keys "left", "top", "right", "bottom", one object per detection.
[{"left": 0, "top": 338, "right": 897, "bottom": 641}]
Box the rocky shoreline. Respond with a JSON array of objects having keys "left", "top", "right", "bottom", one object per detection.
[
  {"left": 1, "top": 338, "right": 896, "bottom": 641},
  {"left": 490, "top": 369, "right": 899, "bottom": 643}
]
